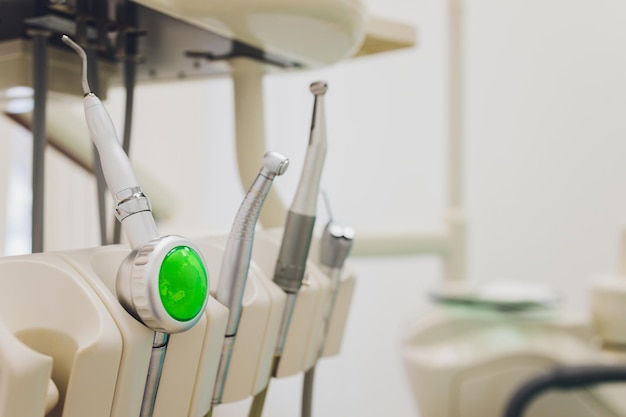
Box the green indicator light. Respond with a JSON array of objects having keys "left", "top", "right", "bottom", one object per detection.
[{"left": 159, "top": 246, "right": 208, "bottom": 321}]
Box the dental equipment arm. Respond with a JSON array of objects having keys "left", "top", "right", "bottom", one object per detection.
[
  {"left": 248, "top": 81, "right": 328, "bottom": 417},
  {"left": 211, "top": 152, "right": 289, "bottom": 407},
  {"left": 302, "top": 211, "right": 355, "bottom": 417},
  {"left": 62, "top": 35, "right": 209, "bottom": 417}
]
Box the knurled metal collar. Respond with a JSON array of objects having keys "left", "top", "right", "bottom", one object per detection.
[{"left": 114, "top": 186, "right": 152, "bottom": 222}]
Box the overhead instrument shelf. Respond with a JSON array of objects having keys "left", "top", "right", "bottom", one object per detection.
[
  {"left": 354, "top": 15, "right": 417, "bottom": 58},
  {"left": 0, "top": 0, "right": 416, "bottom": 97}
]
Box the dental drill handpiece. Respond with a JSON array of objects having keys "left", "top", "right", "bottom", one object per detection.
[
  {"left": 248, "top": 81, "right": 328, "bottom": 417},
  {"left": 62, "top": 35, "right": 209, "bottom": 417},
  {"left": 301, "top": 214, "right": 354, "bottom": 417},
  {"left": 272, "top": 81, "right": 328, "bottom": 366},
  {"left": 211, "top": 152, "right": 289, "bottom": 407}
]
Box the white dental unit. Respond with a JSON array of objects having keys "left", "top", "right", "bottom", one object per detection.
[
  {"left": 0, "top": 1, "right": 418, "bottom": 417},
  {"left": 4, "top": 0, "right": 626, "bottom": 417}
]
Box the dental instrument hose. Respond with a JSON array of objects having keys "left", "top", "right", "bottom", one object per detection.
[
  {"left": 62, "top": 35, "right": 209, "bottom": 417},
  {"left": 503, "top": 365, "right": 626, "bottom": 417},
  {"left": 248, "top": 81, "right": 329, "bottom": 417},
  {"left": 302, "top": 207, "right": 354, "bottom": 417},
  {"left": 30, "top": 30, "right": 48, "bottom": 253}
]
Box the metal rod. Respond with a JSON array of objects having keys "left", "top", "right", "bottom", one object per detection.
[
  {"left": 139, "top": 331, "right": 169, "bottom": 417},
  {"left": 448, "top": 0, "right": 463, "bottom": 211},
  {"left": 30, "top": 30, "right": 50, "bottom": 253},
  {"left": 113, "top": 51, "right": 138, "bottom": 244},
  {"left": 444, "top": 0, "right": 467, "bottom": 281}
]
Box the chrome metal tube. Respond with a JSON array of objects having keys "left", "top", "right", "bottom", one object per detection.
[
  {"left": 211, "top": 335, "right": 235, "bottom": 405},
  {"left": 216, "top": 152, "right": 288, "bottom": 336},
  {"left": 273, "top": 292, "right": 298, "bottom": 356},
  {"left": 139, "top": 332, "right": 169, "bottom": 417}
]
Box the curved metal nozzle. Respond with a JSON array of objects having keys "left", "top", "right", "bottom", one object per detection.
[
  {"left": 310, "top": 81, "right": 328, "bottom": 96},
  {"left": 261, "top": 151, "right": 289, "bottom": 179},
  {"left": 61, "top": 35, "right": 91, "bottom": 95}
]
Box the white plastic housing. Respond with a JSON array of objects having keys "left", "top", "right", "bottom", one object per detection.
[
  {"left": 0, "top": 318, "right": 53, "bottom": 417},
  {"left": 61, "top": 244, "right": 228, "bottom": 417},
  {"left": 0, "top": 233, "right": 356, "bottom": 415},
  {"left": 0, "top": 253, "right": 123, "bottom": 417},
  {"left": 589, "top": 275, "right": 626, "bottom": 346},
  {"left": 252, "top": 228, "right": 356, "bottom": 378},
  {"left": 132, "top": 0, "right": 368, "bottom": 67}
]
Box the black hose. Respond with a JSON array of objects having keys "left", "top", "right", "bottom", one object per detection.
[
  {"left": 113, "top": 5, "right": 140, "bottom": 244},
  {"left": 31, "top": 31, "right": 49, "bottom": 253},
  {"left": 112, "top": 45, "right": 137, "bottom": 244},
  {"left": 504, "top": 365, "right": 626, "bottom": 417},
  {"left": 86, "top": 45, "right": 109, "bottom": 247}
]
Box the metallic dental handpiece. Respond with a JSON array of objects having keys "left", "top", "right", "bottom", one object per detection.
[
  {"left": 316, "top": 218, "right": 355, "bottom": 355},
  {"left": 248, "top": 81, "right": 328, "bottom": 417},
  {"left": 273, "top": 81, "right": 328, "bottom": 362},
  {"left": 211, "top": 151, "right": 289, "bottom": 407},
  {"left": 301, "top": 212, "right": 354, "bottom": 417},
  {"left": 62, "top": 35, "right": 209, "bottom": 417}
]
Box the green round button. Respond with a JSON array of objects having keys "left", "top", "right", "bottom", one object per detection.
[{"left": 158, "top": 246, "right": 208, "bottom": 322}]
